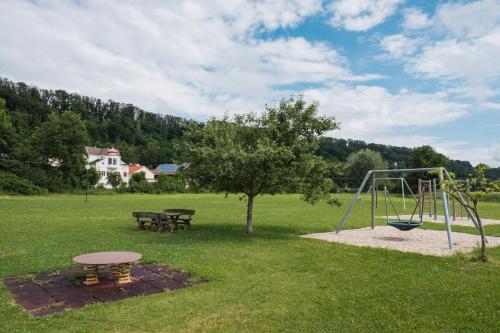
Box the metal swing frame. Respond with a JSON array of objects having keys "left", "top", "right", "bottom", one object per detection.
[
  {"left": 359, "top": 177, "right": 417, "bottom": 211},
  {"left": 335, "top": 167, "right": 480, "bottom": 249}
]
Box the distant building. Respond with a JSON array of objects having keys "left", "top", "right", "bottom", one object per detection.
[
  {"left": 129, "top": 164, "right": 156, "bottom": 182},
  {"left": 85, "top": 146, "right": 129, "bottom": 188},
  {"left": 154, "top": 164, "right": 180, "bottom": 177}
]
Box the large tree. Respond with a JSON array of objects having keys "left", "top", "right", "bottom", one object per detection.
[
  {"left": 181, "top": 97, "right": 340, "bottom": 234},
  {"left": 30, "top": 111, "right": 89, "bottom": 189},
  {"left": 345, "top": 149, "right": 388, "bottom": 182},
  {"left": 410, "top": 145, "right": 449, "bottom": 169},
  {"left": 0, "top": 98, "right": 17, "bottom": 155}
]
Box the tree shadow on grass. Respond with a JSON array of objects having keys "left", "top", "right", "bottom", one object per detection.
[{"left": 125, "top": 223, "right": 301, "bottom": 244}]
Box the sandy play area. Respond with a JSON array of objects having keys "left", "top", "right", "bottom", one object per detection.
[{"left": 302, "top": 226, "right": 500, "bottom": 256}]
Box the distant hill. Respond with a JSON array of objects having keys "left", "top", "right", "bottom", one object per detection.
[
  {"left": 0, "top": 77, "right": 192, "bottom": 168},
  {"left": 316, "top": 137, "right": 488, "bottom": 180},
  {"left": 0, "top": 77, "right": 497, "bottom": 194}
]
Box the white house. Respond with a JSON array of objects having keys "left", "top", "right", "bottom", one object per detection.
[
  {"left": 85, "top": 146, "right": 129, "bottom": 188},
  {"left": 129, "top": 164, "right": 156, "bottom": 182}
]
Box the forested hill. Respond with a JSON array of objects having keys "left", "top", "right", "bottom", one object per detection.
[
  {"left": 317, "top": 137, "right": 480, "bottom": 179},
  {"left": 0, "top": 77, "right": 192, "bottom": 167},
  {"left": 0, "top": 77, "right": 496, "bottom": 193}
]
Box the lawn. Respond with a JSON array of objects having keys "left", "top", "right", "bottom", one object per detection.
[{"left": 1, "top": 193, "right": 499, "bottom": 332}]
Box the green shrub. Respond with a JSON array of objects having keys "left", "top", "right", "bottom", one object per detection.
[
  {"left": 482, "top": 192, "right": 500, "bottom": 202},
  {"left": 128, "top": 180, "right": 154, "bottom": 193},
  {"left": 154, "top": 175, "right": 185, "bottom": 193},
  {"left": 0, "top": 171, "right": 48, "bottom": 195}
]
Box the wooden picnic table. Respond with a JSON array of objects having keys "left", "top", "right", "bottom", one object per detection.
[
  {"left": 73, "top": 251, "right": 142, "bottom": 285},
  {"left": 132, "top": 211, "right": 184, "bottom": 232}
]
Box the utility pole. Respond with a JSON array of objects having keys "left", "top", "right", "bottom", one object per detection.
[{"left": 85, "top": 164, "right": 91, "bottom": 203}]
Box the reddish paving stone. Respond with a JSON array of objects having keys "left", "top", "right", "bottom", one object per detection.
[
  {"left": 150, "top": 278, "right": 186, "bottom": 291},
  {"left": 130, "top": 266, "right": 151, "bottom": 279},
  {"left": 3, "top": 277, "right": 28, "bottom": 290},
  {"left": 139, "top": 272, "right": 164, "bottom": 282},
  {"left": 16, "top": 291, "right": 57, "bottom": 310},
  {"left": 31, "top": 305, "right": 65, "bottom": 317},
  {"left": 12, "top": 282, "right": 46, "bottom": 297},
  {"left": 85, "top": 280, "right": 117, "bottom": 291},
  {"left": 166, "top": 272, "right": 190, "bottom": 284},
  {"left": 91, "top": 287, "right": 130, "bottom": 302},
  {"left": 3, "top": 264, "right": 202, "bottom": 317},
  {"left": 144, "top": 264, "right": 191, "bottom": 284},
  {"left": 33, "top": 272, "right": 57, "bottom": 283},
  {"left": 121, "top": 281, "right": 161, "bottom": 297}
]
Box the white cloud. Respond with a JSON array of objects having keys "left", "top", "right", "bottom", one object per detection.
[
  {"left": 301, "top": 84, "right": 500, "bottom": 166},
  {"left": 408, "top": 28, "right": 500, "bottom": 99},
  {"left": 480, "top": 102, "right": 500, "bottom": 110},
  {"left": 328, "top": 0, "right": 403, "bottom": 31},
  {"left": 302, "top": 84, "right": 468, "bottom": 138},
  {"left": 381, "top": 34, "right": 419, "bottom": 58},
  {"left": 436, "top": 0, "right": 500, "bottom": 38},
  {"left": 402, "top": 7, "right": 430, "bottom": 30},
  {"left": 0, "top": 0, "right": 357, "bottom": 120},
  {"left": 436, "top": 142, "right": 500, "bottom": 167},
  {"left": 380, "top": 1, "right": 500, "bottom": 100}
]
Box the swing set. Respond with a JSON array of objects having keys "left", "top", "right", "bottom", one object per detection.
[{"left": 336, "top": 167, "right": 480, "bottom": 249}]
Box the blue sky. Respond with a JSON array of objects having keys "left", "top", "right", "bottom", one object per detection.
[{"left": 0, "top": 0, "right": 499, "bottom": 165}]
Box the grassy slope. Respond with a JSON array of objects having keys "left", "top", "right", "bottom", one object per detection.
[{"left": 0, "top": 193, "right": 499, "bottom": 333}]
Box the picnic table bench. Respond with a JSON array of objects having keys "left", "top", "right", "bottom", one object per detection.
[
  {"left": 132, "top": 209, "right": 195, "bottom": 232},
  {"left": 164, "top": 209, "right": 195, "bottom": 230}
]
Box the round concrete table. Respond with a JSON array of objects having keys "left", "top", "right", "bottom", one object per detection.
[{"left": 73, "top": 251, "right": 142, "bottom": 285}]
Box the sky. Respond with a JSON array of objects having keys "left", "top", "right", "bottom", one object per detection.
[{"left": 0, "top": 0, "right": 499, "bottom": 166}]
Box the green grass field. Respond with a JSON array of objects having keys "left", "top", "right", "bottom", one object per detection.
[{"left": 1, "top": 193, "right": 499, "bottom": 332}]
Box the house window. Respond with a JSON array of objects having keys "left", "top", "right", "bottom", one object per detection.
[
  {"left": 123, "top": 172, "right": 127, "bottom": 177},
  {"left": 108, "top": 158, "right": 112, "bottom": 164}
]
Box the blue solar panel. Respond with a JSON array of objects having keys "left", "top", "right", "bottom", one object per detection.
[{"left": 156, "top": 164, "right": 178, "bottom": 173}]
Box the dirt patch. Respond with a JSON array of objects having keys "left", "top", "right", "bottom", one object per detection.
[{"left": 3, "top": 264, "right": 203, "bottom": 317}]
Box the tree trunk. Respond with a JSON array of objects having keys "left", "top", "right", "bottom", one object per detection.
[
  {"left": 246, "top": 195, "right": 254, "bottom": 235},
  {"left": 476, "top": 214, "right": 487, "bottom": 261}
]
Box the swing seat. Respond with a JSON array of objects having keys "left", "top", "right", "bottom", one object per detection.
[{"left": 387, "top": 220, "right": 422, "bottom": 231}]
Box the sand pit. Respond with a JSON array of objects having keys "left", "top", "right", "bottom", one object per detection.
[
  {"left": 302, "top": 226, "right": 500, "bottom": 257},
  {"left": 382, "top": 215, "right": 500, "bottom": 227}
]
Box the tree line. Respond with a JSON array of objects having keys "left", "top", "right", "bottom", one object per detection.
[{"left": 0, "top": 77, "right": 497, "bottom": 194}]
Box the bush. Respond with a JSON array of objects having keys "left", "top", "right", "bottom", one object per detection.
[
  {"left": 0, "top": 171, "right": 48, "bottom": 195},
  {"left": 155, "top": 175, "right": 185, "bottom": 193},
  {"left": 482, "top": 192, "right": 500, "bottom": 202},
  {"left": 128, "top": 180, "right": 154, "bottom": 193}
]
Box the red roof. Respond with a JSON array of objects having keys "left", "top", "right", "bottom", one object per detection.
[{"left": 129, "top": 164, "right": 143, "bottom": 174}]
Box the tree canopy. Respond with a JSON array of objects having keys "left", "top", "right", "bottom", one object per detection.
[
  {"left": 345, "top": 149, "right": 388, "bottom": 181},
  {"left": 181, "top": 97, "right": 340, "bottom": 234},
  {"left": 410, "top": 145, "right": 449, "bottom": 169}
]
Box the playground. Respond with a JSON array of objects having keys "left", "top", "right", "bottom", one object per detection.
[
  {"left": 305, "top": 167, "right": 500, "bottom": 256},
  {"left": 1, "top": 193, "right": 500, "bottom": 332}
]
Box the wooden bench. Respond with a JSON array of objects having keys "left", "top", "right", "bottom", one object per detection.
[
  {"left": 132, "top": 212, "right": 176, "bottom": 233},
  {"left": 164, "top": 209, "right": 195, "bottom": 230}
]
